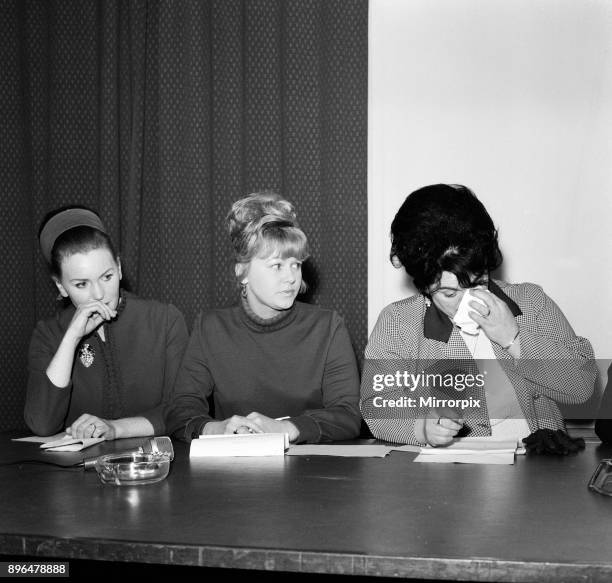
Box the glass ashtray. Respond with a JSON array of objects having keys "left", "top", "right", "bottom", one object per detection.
[
  {"left": 94, "top": 452, "right": 170, "bottom": 486},
  {"left": 587, "top": 458, "right": 612, "bottom": 497}
]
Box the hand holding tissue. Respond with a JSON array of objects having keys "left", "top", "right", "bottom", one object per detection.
[{"left": 452, "top": 289, "right": 488, "bottom": 335}]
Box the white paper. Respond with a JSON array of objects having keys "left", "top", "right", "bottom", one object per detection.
[
  {"left": 419, "top": 437, "right": 518, "bottom": 454},
  {"left": 12, "top": 432, "right": 67, "bottom": 444},
  {"left": 414, "top": 452, "right": 515, "bottom": 464},
  {"left": 190, "top": 433, "right": 288, "bottom": 457},
  {"left": 413, "top": 436, "right": 520, "bottom": 464},
  {"left": 287, "top": 445, "right": 393, "bottom": 457},
  {"left": 13, "top": 432, "right": 104, "bottom": 451},
  {"left": 39, "top": 434, "right": 105, "bottom": 452}
]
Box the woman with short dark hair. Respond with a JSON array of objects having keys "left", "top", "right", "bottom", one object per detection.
[
  {"left": 361, "top": 184, "right": 596, "bottom": 446},
  {"left": 26, "top": 207, "right": 188, "bottom": 439},
  {"left": 166, "top": 192, "right": 361, "bottom": 443},
  {"left": 389, "top": 184, "right": 502, "bottom": 293}
]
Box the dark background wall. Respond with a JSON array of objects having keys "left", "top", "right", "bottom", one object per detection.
[{"left": 0, "top": 0, "right": 368, "bottom": 432}]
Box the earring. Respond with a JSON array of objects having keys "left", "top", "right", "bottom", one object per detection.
[
  {"left": 424, "top": 296, "right": 431, "bottom": 308},
  {"left": 240, "top": 281, "right": 248, "bottom": 298}
]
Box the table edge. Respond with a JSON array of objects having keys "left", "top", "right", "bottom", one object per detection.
[{"left": 1, "top": 534, "right": 611, "bottom": 581}]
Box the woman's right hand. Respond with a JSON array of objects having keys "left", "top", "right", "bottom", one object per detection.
[
  {"left": 423, "top": 411, "right": 464, "bottom": 446},
  {"left": 201, "top": 415, "right": 263, "bottom": 436},
  {"left": 66, "top": 413, "right": 116, "bottom": 440},
  {"left": 45, "top": 301, "right": 118, "bottom": 388},
  {"left": 66, "top": 300, "right": 117, "bottom": 342}
]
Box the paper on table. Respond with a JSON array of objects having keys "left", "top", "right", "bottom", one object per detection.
[
  {"left": 413, "top": 437, "right": 519, "bottom": 464},
  {"left": 190, "top": 433, "right": 288, "bottom": 457},
  {"left": 12, "top": 432, "right": 67, "bottom": 444},
  {"left": 414, "top": 452, "right": 515, "bottom": 465},
  {"left": 13, "top": 432, "right": 104, "bottom": 451},
  {"left": 38, "top": 434, "right": 105, "bottom": 452},
  {"left": 419, "top": 437, "right": 519, "bottom": 454},
  {"left": 287, "top": 445, "right": 393, "bottom": 457}
]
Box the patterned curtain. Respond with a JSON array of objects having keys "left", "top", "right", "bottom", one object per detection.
[{"left": 0, "top": 0, "right": 368, "bottom": 431}]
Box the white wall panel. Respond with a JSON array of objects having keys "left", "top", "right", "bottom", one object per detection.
[{"left": 369, "top": 0, "right": 612, "bottom": 368}]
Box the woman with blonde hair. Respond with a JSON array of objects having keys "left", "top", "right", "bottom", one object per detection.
[{"left": 166, "top": 192, "right": 361, "bottom": 442}]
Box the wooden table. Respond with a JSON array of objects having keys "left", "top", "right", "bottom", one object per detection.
[{"left": 1, "top": 435, "right": 611, "bottom": 581}]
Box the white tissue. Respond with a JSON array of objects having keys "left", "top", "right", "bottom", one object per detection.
[{"left": 452, "top": 288, "right": 487, "bottom": 335}]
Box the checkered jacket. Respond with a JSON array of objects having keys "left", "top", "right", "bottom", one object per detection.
[{"left": 360, "top": 281, "right": 596, "bottom": 444}]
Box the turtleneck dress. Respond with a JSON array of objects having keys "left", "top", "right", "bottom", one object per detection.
[{"left": 165, "top": 300, "right": 361, "bottom": 443}]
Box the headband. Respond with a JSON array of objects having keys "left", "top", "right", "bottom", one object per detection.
[{"left": 39, "top": 208, "right": 107, "bottom": 264}]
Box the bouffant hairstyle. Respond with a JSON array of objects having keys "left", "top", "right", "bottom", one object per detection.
[
  {"left": 390, "top": 184, "right": 502, "bottom": 294},
  {"left": 227, "top": 192, "right": 309, "bottom": 291},
  {"left": 39, "top": 207, "right": 118, "bottom": 280}
]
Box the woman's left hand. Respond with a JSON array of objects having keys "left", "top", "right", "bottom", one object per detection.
[
  {"left": 468, "top": 289, "right": 519, "bottom": 349},
  {"left": 66, "top": 414, "right": 116, "bottom": 440},
  {"left": 246, "top": 412, "right": 300, "bottom": 442}
]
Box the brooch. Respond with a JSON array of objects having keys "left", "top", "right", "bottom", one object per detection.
[{"left": 79, "top": 344, "right": 95, "bottom": 368}]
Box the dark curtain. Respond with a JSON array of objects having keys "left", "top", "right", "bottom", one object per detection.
[{"left": 0, "top": 0, "right": 368, "bottom": 431}]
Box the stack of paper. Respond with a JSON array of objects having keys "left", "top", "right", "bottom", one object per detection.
[
  {"left": 189, "top": 433, "right": 289, "bottom": 457},
  {"left": 409, "top": 437, "right": 521, "bottom": 465},
  {"left": 287, "top": 444, "right": 395, "bottom": 457}
]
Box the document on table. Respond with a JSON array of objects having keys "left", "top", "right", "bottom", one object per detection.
[
  {"left": 13, "top": 432, "right": 105, "bottom": 452},
  {"left": 190, "top": 433, "right": 289, "bottom": 457},
  {"left": 287, "top": 444, "right": 401, "bottom": 457},
  {"left": 12, "top": 432, "right": 67, "bottom": 444},
  {"left": 191, "top": 435, "right": 522, "bottom": 461},
  {"left": 412, "top": 437, "right": 521, "bottom": 465},
  {"left": 414, "top": 452, "right": 515, "bottom": 465}
]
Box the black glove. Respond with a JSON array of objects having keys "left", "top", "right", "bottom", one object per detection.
[{"left": 522, "top": 429, "right": 585, "bottom": 455}]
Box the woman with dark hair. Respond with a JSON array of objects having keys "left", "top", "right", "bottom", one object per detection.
[
  {"left": 25, "top": 207, "right": 188, "bottom": 439},
  {"left": 361, "top": 184, "right": 596, "bottom": 447},
  {"left": 165, "top": 192, "right": 361, "bottom": 443}
]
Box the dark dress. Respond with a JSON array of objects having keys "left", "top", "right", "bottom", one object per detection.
[
  {"left": 165, "top": 300, "right": 361, "bottom": 443},
  {"left": 25, "top": 293, "right": 188, "bottom": 436}
]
